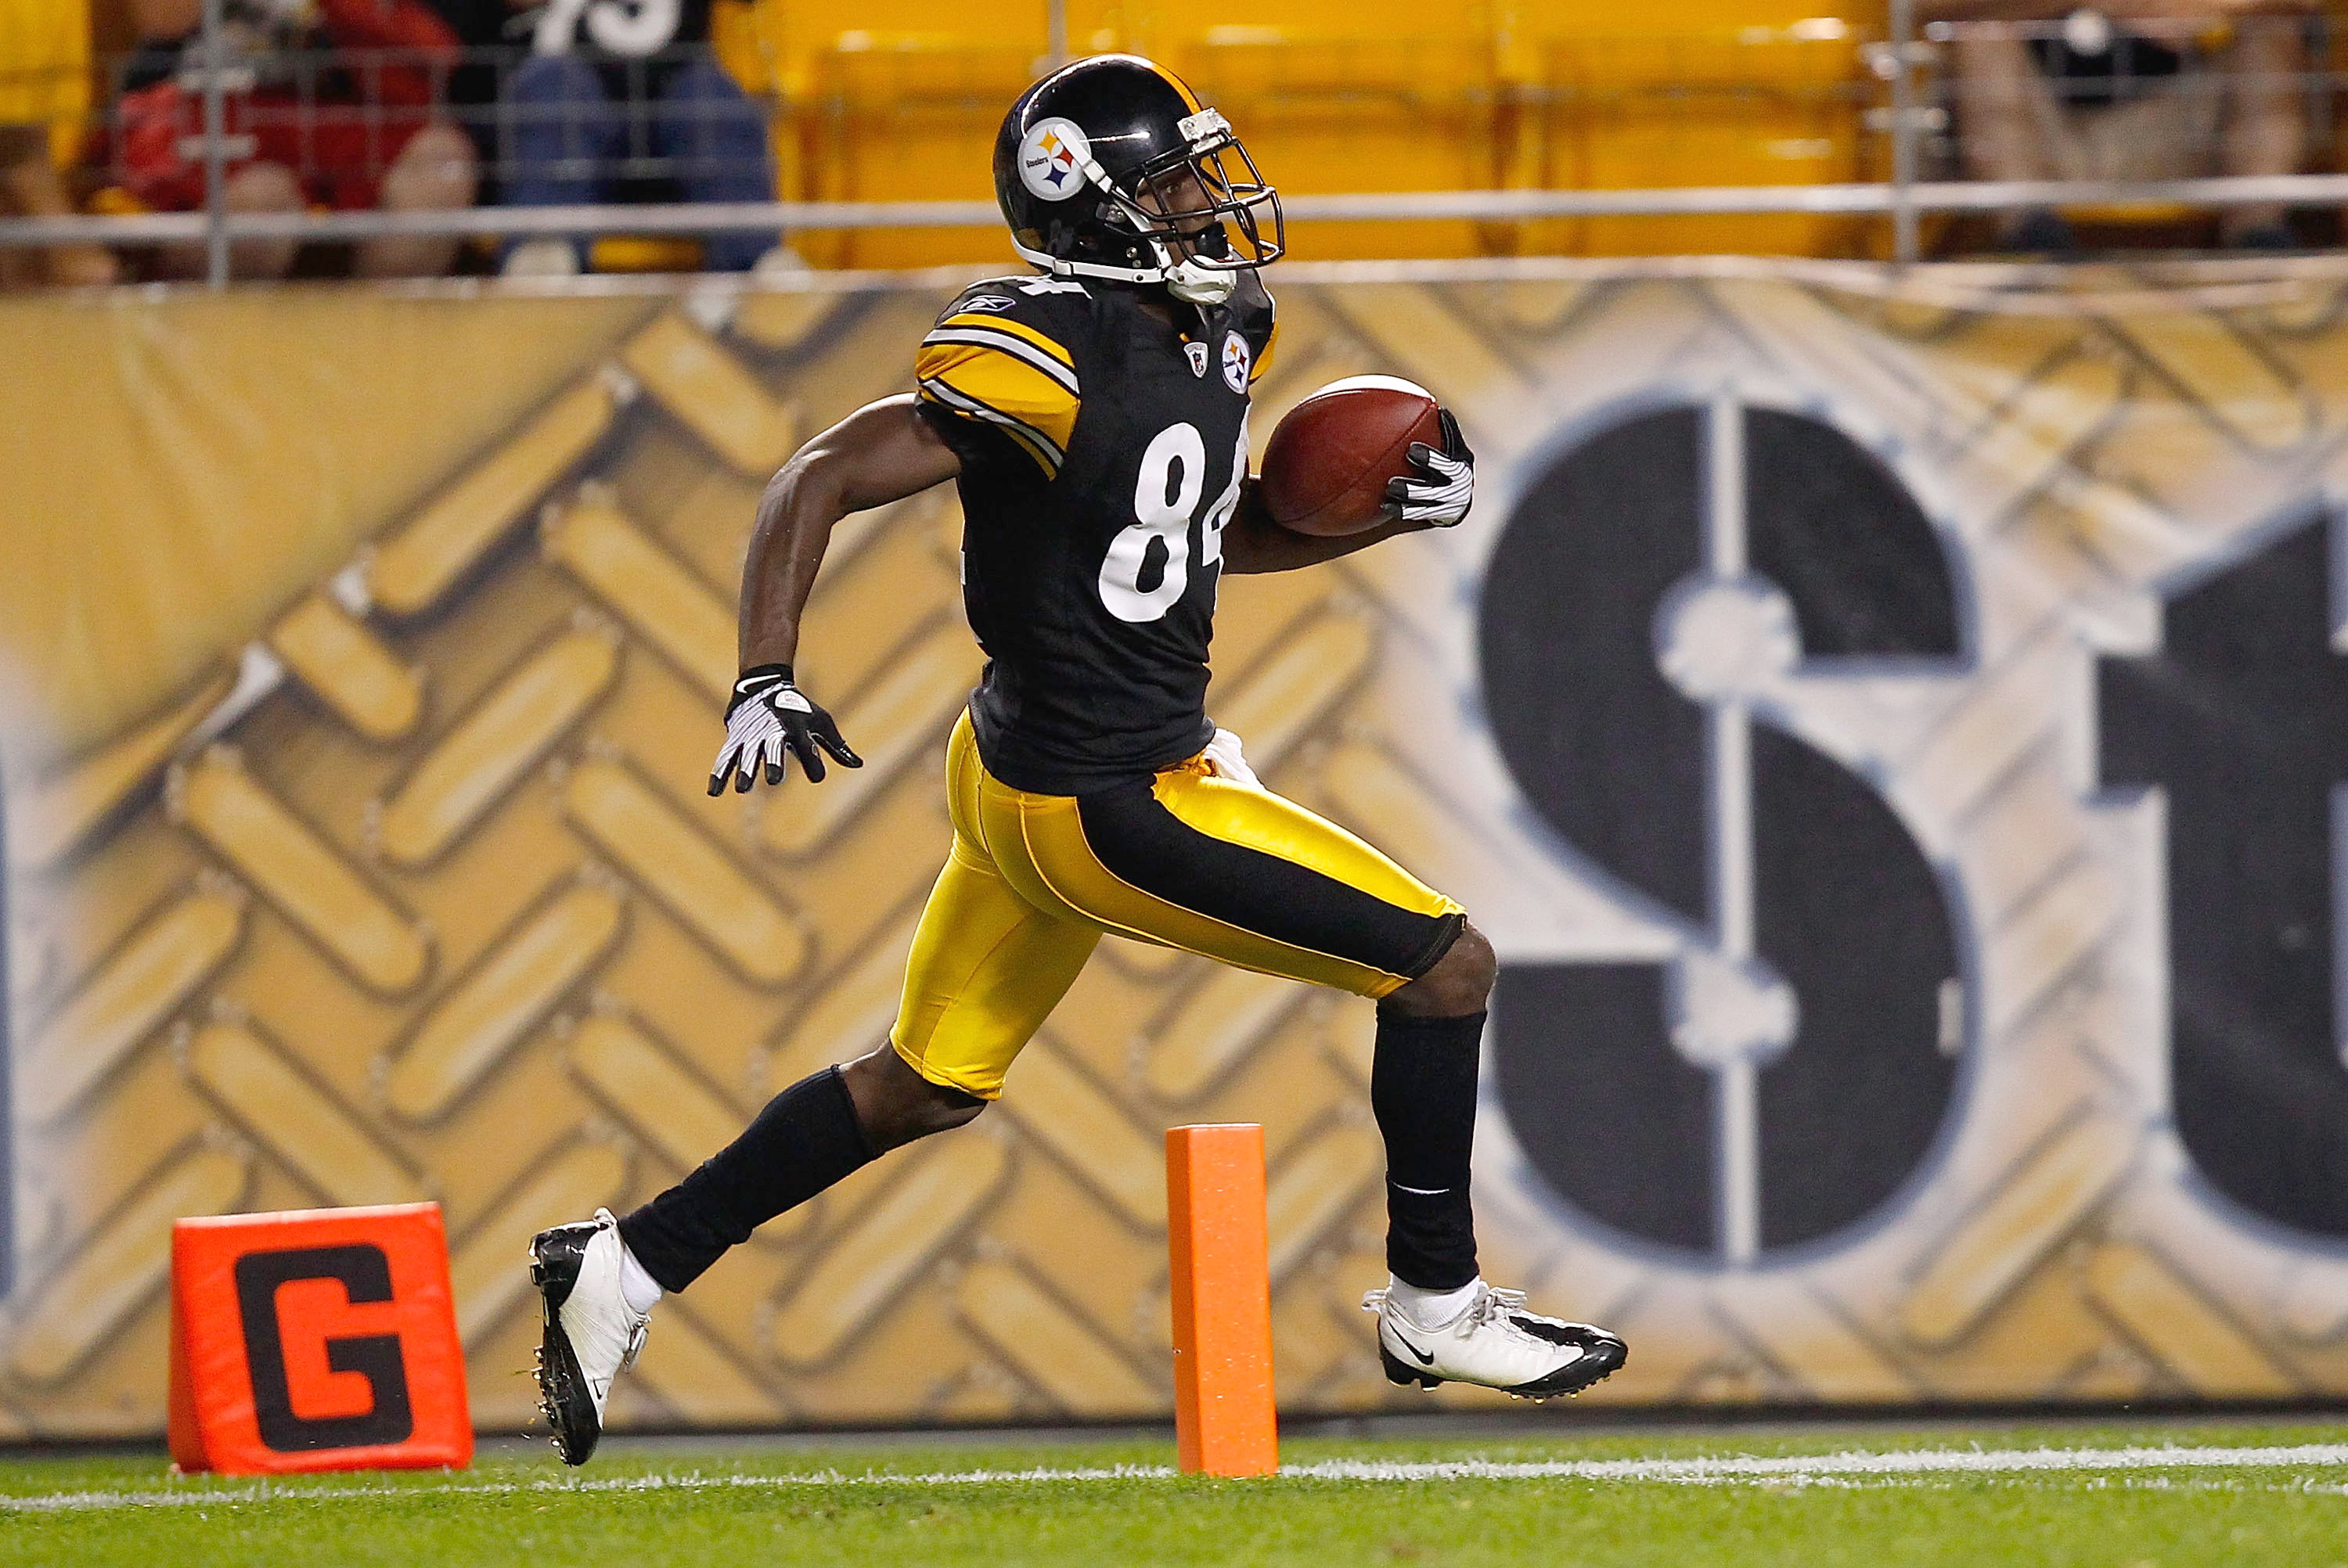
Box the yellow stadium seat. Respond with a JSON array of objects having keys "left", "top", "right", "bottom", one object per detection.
[
  {"left": 1172, "top": 28, "right": 1507, "bottom": 261},
  {"left": 711, "top": 0, "right": 776, "bottom": 99},
  {"left": 794, "top": 34, "right": 1045, "bottom": 270},
  {"left": 0, "top": 0, "right": 94, "bottom": 167},
  {"left": 736, "top": 1, "right": 1885, "bottom": 268},
  {"left": 589, "top": 236, "right": 708, "bottom": 272},
  {"left": 1518, "top": 2, "right": 1875, "bottom": 257}
]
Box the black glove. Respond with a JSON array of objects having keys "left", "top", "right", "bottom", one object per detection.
[
  {"left": 1386, "top": 407, "right": 1475, "bottom": 527},
  {"left": 707, "top": 664, "right": 862, "bottom": 794}
]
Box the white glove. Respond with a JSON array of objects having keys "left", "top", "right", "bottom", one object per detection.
[
  {"left": 1386, "top": 407, "right": 1475, "bottom": 528},
  {"left": 1201, "top": 727, "right": 1261, "bottom": 789},
  {"left": 708, "top": 664, "right": 862, "bottom": 794}
]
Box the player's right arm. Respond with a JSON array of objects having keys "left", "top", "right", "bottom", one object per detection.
[{"left": 712, "top": 395, "right": 961, "bottom": 795}]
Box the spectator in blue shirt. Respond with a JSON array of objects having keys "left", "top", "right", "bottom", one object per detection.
[{"left": 467, "top": 0, "right": 776, "bottom": 273}]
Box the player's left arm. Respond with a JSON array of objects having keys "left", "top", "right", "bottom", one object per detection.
[{"left": 1222, "top": 407, "right": 1476, "bottom": 575}]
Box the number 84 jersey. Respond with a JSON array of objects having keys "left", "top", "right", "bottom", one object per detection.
[{"left": 913, "top": 272, "right": 1277, "bottom": 796}]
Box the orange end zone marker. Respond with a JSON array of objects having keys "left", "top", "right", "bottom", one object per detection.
[
  {"left": 168, "top": 1203, "right": 471, "bottom": 1475},
  {"left": 1166, "top": 1124, "right": 1277, "bottom": 1477}
]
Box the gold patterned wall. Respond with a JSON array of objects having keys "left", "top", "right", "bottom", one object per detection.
[{"left": 9, "top": 259, "right": 2348, "bottom": 1438}]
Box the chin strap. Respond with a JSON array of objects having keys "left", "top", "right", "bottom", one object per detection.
[
  {"left": 1009, "top": 237, "right": 1237, "bottom": 304},
  {"left": 1165, "top": 253, "right": 1236, "bottom": 304}
]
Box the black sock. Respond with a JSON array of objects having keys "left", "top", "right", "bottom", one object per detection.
[
  {"left": 618, "top": 1064, "right": 875, "bottom": 1293},
  {"left": 1370, "top": 1008, "right": 1484, "bottom": 1290}
]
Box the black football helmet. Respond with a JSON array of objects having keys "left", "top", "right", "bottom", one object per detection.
[{"left": 993, "top": 54, "right": 1284, "bottom": 304}]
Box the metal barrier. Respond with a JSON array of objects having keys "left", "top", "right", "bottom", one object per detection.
[{"left": 5, "top": 6, "right": 2348, "bottom": 282}]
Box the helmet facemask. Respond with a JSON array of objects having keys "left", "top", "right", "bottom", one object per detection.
[
  {"left": 1105, "top": 110, "right": 1284, "bottom": 303},
  {"left": 1115, "top": 111, "right": 1282, "bottom": 301}
]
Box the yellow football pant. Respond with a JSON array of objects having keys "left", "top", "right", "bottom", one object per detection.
[{"left": 890, "top": 713, "right": 1465, "bottom": 1099}]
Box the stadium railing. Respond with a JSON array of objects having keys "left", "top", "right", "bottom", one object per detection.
[{"left": 7, "top": 4, "right": 2348, "bottom": 284}]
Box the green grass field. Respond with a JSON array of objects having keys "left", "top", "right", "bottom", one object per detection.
[{"left": 7, "top": 1422, "right": 2348, "bottom": 1566}]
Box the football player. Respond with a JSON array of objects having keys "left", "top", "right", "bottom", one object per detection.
[{"left": 528, "top": 53, "right": 1626, "bottom": 1465}]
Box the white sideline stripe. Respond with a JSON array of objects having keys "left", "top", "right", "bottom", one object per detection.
[
  {"left": 9, "top": 1444, "right": 2348, "bottom": 1514},
  {"left": 1288, "top": 1444, "right": 2348, "bottom": 1482},
  {"left": 0, "top": 1466, "right": 1172, "bottom": 1513}
]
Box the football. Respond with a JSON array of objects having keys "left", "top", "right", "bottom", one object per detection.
[{"left": 1258, "top": 375, "right": 1445, "bottom": 537}]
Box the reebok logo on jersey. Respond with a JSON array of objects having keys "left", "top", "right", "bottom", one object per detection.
[
  {"left": 961, "top": 294, "right": 1017, "bottom": 314},
  {"left": 1186, "top": 341, "right": 1209, "bottom": 378}
]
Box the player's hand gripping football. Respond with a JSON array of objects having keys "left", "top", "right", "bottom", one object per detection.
[
  {"left": 708, "top": 664, "right": 863, "bottom": 794},
  {"left": 1386, "top": 408, "right": 1475, "bottom": 528}
]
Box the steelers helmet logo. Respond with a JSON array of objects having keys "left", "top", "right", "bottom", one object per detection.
[
  {"left": 1220, "top": 332, "right": 1250, "bottom": 394},
  {"left": 1017, "top": 117, "right": 1091, "bottom": 202}
]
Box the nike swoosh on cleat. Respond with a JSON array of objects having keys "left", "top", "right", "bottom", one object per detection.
[{"left": 1389, "top": 1328, "right": 1438, "bottom": 1366}]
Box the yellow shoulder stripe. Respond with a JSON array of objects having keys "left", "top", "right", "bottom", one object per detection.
[
  {"left": 915, "top": 338, "right": 1081, "bottom": 477},
  {"left": 914, "top": 342, "right": 1080, "bottom": 447},
  {"left": 936, "top": 313, "right": 1076, "bottom": 372}
]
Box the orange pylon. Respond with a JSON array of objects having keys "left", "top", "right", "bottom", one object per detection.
[{"left": 1165, "top": 1124, "right": 1278, "bottom": 1477}]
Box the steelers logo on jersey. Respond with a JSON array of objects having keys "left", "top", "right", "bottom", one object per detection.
[
  {"left": 1018, "top": 118, "right": 1091, "bottom": 202},
  {"left": 1221, "top": 331, "right": 1251, "bottom": 394}
]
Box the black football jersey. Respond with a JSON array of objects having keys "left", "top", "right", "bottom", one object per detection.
[{"left": 913, "top": 271, "right": 1278, "bottom": 795}]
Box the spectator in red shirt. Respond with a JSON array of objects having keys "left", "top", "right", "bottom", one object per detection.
[{"left": 114, "top": 0, "right": 478, "bottom": 278}]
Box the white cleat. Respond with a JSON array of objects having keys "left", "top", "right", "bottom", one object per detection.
[
  {"left": 528, "top": 1208, "right": 650, "bottom": 1465},
  {"left": 1363, "top": 1281, "right": 1626, "bottom": 1401}
]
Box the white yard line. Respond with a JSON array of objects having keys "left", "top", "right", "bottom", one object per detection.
[{"left": 8, "top": 1444, "right": 2348, "bottom": 1514}]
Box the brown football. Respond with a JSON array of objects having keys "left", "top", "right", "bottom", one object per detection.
[{"left": 1258, "top": 376, "right": 1444, "bottom": 538}]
